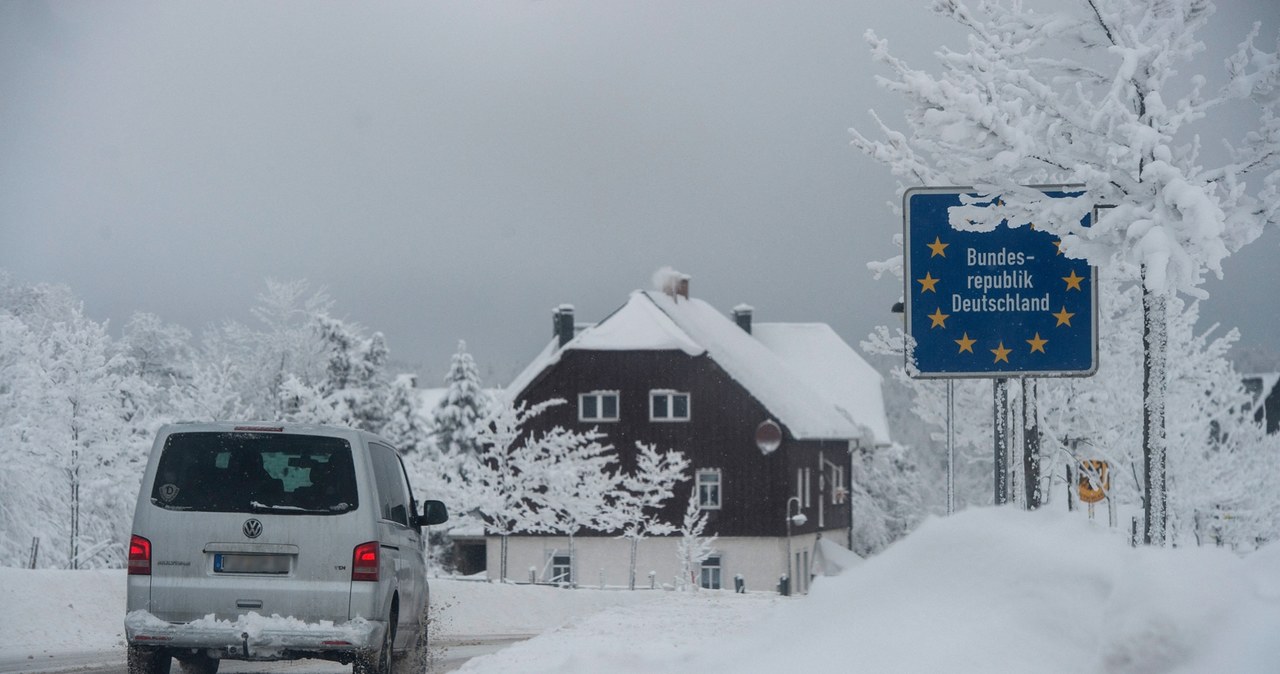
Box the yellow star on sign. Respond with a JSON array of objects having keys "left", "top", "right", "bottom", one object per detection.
[
  {"left": 1053, "top": 240, "right": 1064, "bottom": 256},
  {"left": 991, "top": 342, "right": 1012, "bottom": 363},
  {"left": 1053, "top": 306, "right": 1075, "bottom": 327},
  {"left": 1062, "top": 269, "right": 1085, "bottom": 291},
  {"left": 926, "top": 237, "right": 949, "bottom": 258},
  {"left": 917, "top": 272, "right": 940, "bottom": 293},
  {"left": 928, "top": 308, "right": 950, "bottom": 328},
  {"left": 955, "top": 333, "right": 976, "bottom": 353},
  {"left": 1027, "top": 333, "right": 1048, "bottom": 353}
]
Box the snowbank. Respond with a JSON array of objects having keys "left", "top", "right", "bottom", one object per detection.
[
  {"left": 692, "top": 508, "right": 1280, "bottom": 673},
  {"left": 461, "top": 508, "right": 1280, "bottom": 674}
]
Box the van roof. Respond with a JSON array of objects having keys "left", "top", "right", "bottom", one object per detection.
[{"left": 159, "top": 422, "right": 389, "bottom": 446}]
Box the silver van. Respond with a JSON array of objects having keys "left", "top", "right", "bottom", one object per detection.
[{"left": 124, "top": 422, "right": 447, "bottom": 674}]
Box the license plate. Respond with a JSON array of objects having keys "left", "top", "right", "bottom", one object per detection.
[{"left": 214, "top": 553, "right": 290, "bottom": 574}]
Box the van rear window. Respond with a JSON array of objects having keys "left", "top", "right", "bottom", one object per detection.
[{"left": 151, "top": 432, "right": 359, "bottom": 515}]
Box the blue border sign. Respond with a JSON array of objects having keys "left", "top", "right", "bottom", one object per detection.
[{"left": 903, "top": 186, "right": 1097, "bottom": 378}]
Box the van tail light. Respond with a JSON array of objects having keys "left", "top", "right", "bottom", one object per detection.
[
  {"left": 352, "top": 541, "right": 379, "bottom": 582},
  {"left": 128, "top": 535, "right": 152, "bottom": 576}
]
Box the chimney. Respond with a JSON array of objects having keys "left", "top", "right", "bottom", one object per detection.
[
  {"left": 553, "top": 305, "right": 575, "bottom": 348},
  {"left": 732, "top": 304, "right": 754, "bottom": 334},
  {"left": 654, "top": 267, "right": 691, "bottom": 301}
]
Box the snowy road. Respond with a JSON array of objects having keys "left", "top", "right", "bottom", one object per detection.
[{"left": 0, "top": 636, "right": 530, "bottom": 674}]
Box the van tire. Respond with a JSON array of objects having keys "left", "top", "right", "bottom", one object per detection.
[
  {"left": 392, "top": 596, "right": 429, "bottom": 674},
  {"left": 176, "top": 653, "right": 219, "bottom": 674},
  {"left": 354, "top": 616, "right": 394, "bottom": 674},
  {"left": 127, "top": 646, "right": 172, "bottom": 674}
]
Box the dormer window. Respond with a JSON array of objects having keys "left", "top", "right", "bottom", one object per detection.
[
  {"left": 579, "top": 391, "right": 619, "bottom": 422},
  {"left": 650, "top": 390, "right": 691, "bottom": 421}
]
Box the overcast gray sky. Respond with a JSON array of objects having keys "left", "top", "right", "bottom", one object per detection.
[{"left": 2, "top": 1, "right": 1278, "bottom": 384}]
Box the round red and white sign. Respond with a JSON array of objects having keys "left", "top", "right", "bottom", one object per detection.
[{"left": 755, "top": 420, "right": 782, "bottom": 454}]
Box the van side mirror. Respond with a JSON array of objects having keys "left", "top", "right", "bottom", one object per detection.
[{"left": 416, "top": 500, "right": 449, "bottom": 527}]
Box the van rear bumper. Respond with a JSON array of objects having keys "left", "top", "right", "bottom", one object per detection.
[{"left": 124, "top": 610, "right": 383, "bottom": 660}]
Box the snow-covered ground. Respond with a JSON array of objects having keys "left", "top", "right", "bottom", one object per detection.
[
  {"left": 4, "top": 508, "right": 1278, "bottom": 673},
  {"left": 0, "top": 568, "right": 663, "bottom": 667}
]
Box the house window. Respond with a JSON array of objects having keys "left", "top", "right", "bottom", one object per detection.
[
  {"left": 700, "top": 555, "right": 722, "bottom": 590},
  {"left": 831, "top": 466, "right": 845, "bottom": 505},
  {"left": 697, "top": 469, "right": 721, "bottom": 509},
  {"left": 549, "top": 554, "right": 572, "bottom": 585},
  {"left": 650, "top": 390, "right": 690, "bottom": 421},
  {"left": 579, "top": 391, "right": 619, "bottom": 422}
]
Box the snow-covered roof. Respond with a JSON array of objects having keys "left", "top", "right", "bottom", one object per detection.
[
  {"left": 505, "top": 338, "right": 561, "bottom": 405},
  {"left": 505, "top": 293, "right": 705, "bottom": 403},
  {"left": 570, "top": 292, "right": 704, "bottom": 355},
  {"left": 753, "top": 323, "right": 890, "bottom": 445},
  {"left": 507, "top": 290, "right": 888, "bottom": 443},
  {"left": 1245, "top": 373, "right": 1280, "bottom": 404}
]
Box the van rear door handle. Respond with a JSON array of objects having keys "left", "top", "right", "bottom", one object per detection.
[{"left": 236, "top": 600, "right": 263, "bottom": 609}]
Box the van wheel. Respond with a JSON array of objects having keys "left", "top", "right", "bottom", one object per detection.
[
  {"left": 354, "top": 617, "right": 394, "bottom": 674},
  {"left": 176, "top": 653, "right": 219, "bottom": 674},
  {"left": 127, "top": 646, "right": 172, "bottom": 674},
  {"left": 392, "top": 602, "right": 429, "bottom": 674}
]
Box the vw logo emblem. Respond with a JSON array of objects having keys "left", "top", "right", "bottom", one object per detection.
[{"left": 242, "top": 518, "right": 263, "bottom": 539}]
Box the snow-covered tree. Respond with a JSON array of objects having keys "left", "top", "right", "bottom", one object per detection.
[
  {"left": 461, "top": 397, "right": 636, "bottom": 583},
  {"left": 309, "top": 314, "right": 390, "bottom": 431},
  {"left": 845, "top": 442, "right": 929, "bottom": 557},
  {"left": 615, "top": 442, "right": 690, "bottom": 590},
  {"left": 392, "top": 342, "right": 491, "bottom": 574},
  {"left": 178, "top": 355, "right": 250, "bottom": 422},
  {"left": 383, "top": 374, "right": 434, "bottom": 454},
  {"left": 433, "top": 341, "right": 489, "bottom": 472},
  {"left": 204, "top": 278, "right": 332, "bottom": 419},
  {"left": 675, "top": 488, "right": 717, "bottom": 592},
  {"left": 852, "top": 0, "right": 1280, "bottom": 544},
  {"left": 115, "top": 311, "right": 197, "bottom": 438},
  {"left": 537, "top": 427, "right": 619, "bottom": 587},
  {"left": 118, "top": 312, "right": 195, "bottom": 390},
  {"left": 0, "top": 311, "right": 47, "bottom": 568},
  {"left": 0, "top": 280, "right": 146, "bottom": 569},
  {"left": 464, "top": 398, "right": 567, "bottom": 582}
]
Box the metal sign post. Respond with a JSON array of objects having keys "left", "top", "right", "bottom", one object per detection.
[
  {"left": 946, "top": 379, "right": 955, "bottom": 515},
  {"left": 994, "top": 378, "right": 1009, "bottom": 505},
  {"left": 1022, "top": 378, "right": 1041, "bottom": 509}
]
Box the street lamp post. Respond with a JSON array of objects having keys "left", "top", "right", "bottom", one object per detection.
[{"left": 785, "top": 495, "right": 805, "bottom": 594}]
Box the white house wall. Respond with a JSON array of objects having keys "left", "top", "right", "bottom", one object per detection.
[{"left": 485, "top": 529, "right": 848, "bottom": 594}]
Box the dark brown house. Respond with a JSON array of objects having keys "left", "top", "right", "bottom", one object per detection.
[{"left": 493, "top": 277, "right": 889, "bottom": 592}]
